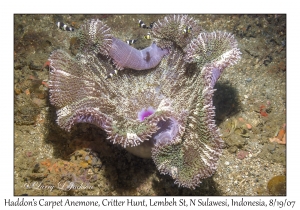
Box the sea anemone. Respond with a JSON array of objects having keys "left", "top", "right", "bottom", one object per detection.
[{"left": 49, "top": 15, "right": 241, "bottom": 188}]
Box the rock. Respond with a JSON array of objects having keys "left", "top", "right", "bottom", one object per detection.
[
  {"left": 246, "top": 123, "right": 252, "bottom": 130},
  {"left": 267, "top": 143, "right": 276, "bottom": 154},
  {"left": 225, "top": 134, "right": 246, "bottom": 148},
  {"left": 267, "top": 175, "right": 286, "bottom": 195},
  {"left": 236, "top": 150, "right": 249, "bottom": 160},
  {"left": 228, "top": 146, "right": 238, "bottom": 153}
]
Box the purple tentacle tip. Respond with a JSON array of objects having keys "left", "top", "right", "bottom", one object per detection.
[{"left": 137, "top": 107, "right": 156, "bottom": 121}]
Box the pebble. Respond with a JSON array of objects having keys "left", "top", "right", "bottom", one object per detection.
[
  {"left": 225, "top": 161, "right": 230, "bottom": 166},
  {"left": 238, "top": 117, "right": 244, "bottom": 122},
  {"left": 267, "top": 144, "right": 276, "bottom": 153},
  {"left": 87, "top": 168, "right": 93, "bottom": 175},
  {"left": 15, "top": 87, "right": 22, "bottom": 95},
  {"left": 32, "top": 98, "right": 46, "bottom": 107},
  {"left": 245, "top": 78, "right": 252, "bottom": 82},
  {"left": 246, "top": 123, "right": 252, "bottom": 130},
  {"left": 25, "top": 89, "right": 30, "bottom": 95}
]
